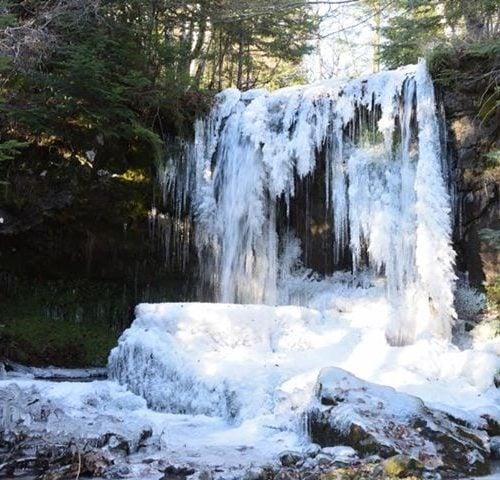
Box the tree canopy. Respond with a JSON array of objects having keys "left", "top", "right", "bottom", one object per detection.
[
  {"left": 0, "top": 0, "right": 497, "bottom": 174},
  {"left": 0, "top": 0, "right": 317, "bottom": 174},
  {"left": 379, "top": 0, "right": 499, "bottom": 68}
]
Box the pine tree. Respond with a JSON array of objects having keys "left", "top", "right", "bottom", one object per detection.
[
  {"left": 379, "top": 0, "right": 499, "bottom": 69},
  {"left": 0, "top": 0, "right": 317, "bottom": 175}
]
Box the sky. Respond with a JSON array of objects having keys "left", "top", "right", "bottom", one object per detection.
[{"left": 305, "top": 0, "right": 387, "bottom": 81}]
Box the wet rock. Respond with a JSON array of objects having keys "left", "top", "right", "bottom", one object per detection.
[
  {"left": 302, "top": 473, "right": 320, "bottom": 480},
  {"left": 482, "top": 414, "right": 500, "bottom": 436},
  {"left": 188, "top": 470, "right": 213, "bottom": 480},
  {"left": 301, "top": 458, "right": 317, "bottom": 470},
  {"left": 314, "top": 453, "right": 334, "bottom": 467},
  {"left": 0, "top": 436, "right": 113, "bottom": 480},
  {"left": 79, "top": 450, "right": 112, "bottom": 477},
  {"left": 310, "top": 461, "right": 383, "bottom": 480},
  {"left": 279, "top": 450, "right": 303, "bottom": 467},
  {"left": 491, "top": 436, "right": 500, "bottom": 459},
  {"left": 241, "top": 467, "right": 266, "bottom": 480},
  {"left": 274, "top": 469, "right": 301, "bottom": 480},
  {"left": 422, "top": 472, "right": 442, "bottom": 480},
  {"left": 308, "top": 367, "right": 490, "bottom": 476},
  {"left": 104, "top": 434, "right": 130, "bottom": 454},
  {"left": 364, "top": 454, "right": 381, "bottom": 463},
  {"left": 95, "top": 428, "right": 149, "bottom": 455},
  {"left": 162, "top": 464, "right": 196, "bottom": 480},
  {"left": 241, "top": 467, "right": 275, "bottom": 480},
  {"left": 138, "top": 427, "right": 153, "bottom": 449},
  {"left": 320, "top": 445, "right": 357, "bottom": 464},
  {"left": 104, "top": 465, "right": 131, "bottom": 478}
]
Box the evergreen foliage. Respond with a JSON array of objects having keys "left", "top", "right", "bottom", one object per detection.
[
  {"left": 380, "top": 0, "right": 499, "bottom": 69},
  {"left": 0, "top": 139, "right": 28, "bottom": 162},
  {"left": 0, "top": 0, "right": 316, "bottom": 174}
]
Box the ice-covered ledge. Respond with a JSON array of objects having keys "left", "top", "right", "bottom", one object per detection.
[
  {"left": 108, "top": 302, "right": 324, "bottom": 419},
  {"left": 108, "top": 301, "right": 500, "bottom": 426}
]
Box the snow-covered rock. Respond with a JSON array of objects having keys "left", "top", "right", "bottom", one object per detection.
[
  {"left": 303, "top": 443, "right": 321, "bottom": 458},
  {"left": 308, "top": 367, "right": 491, "bottom": 476},
  {"left": 109, "top": 302, "right": 500, "bottom": 424},
  {"left": 1, "top": 361, "right": 107, "bottom": 381},
  {"left": 491, "top": 436, "right": 500, "bottom": 460},
  {"left": 320, "top": 445, "right": 358, "bottom": 464},
  {"left": 0, "top": 380, "right": 152, "bottom": 447}
]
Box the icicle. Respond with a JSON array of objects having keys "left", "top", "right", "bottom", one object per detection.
[{"left": 412, "top": 59, "right": 456, "bottom": 340}]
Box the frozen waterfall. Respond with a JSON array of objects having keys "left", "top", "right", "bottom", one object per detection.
[{"left": 158, "top": 60, "right": 456, "bottom": 345}]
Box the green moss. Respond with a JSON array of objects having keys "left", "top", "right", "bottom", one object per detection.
[
  {"left": 485, "top": 276, "right": 500, "bottom": 318},
  {"left": 0, "top": 280, "right": 126, "bottom": 367},
  {"left": 426, "top": 45, "right": 456, "bottom": 87},
  {"left": 319, "top": 460, "right": 422, "bottom": 479},
  {"left": 427, "top": 38, "right": 500, "bottom": 88},
  {"left": 0, "top": 314, "right": 118, "bottom": 367},
  {"left": 383, "top": 455, "right": 423, "bottom": 479}
]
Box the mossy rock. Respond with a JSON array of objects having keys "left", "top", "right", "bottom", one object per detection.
[
  {"left": 383, "top": 455, "right": 424, "bottom": 478},
  {"left": 309, "top": 368, "right": 490, "bottom": 477}
]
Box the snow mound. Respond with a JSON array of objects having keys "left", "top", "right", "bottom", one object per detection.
[
  {"left": 109, "top": 302, "right": 323, "bottom": 419},
  {"left": 109, "top": 301, "right": 500, "bottom": 429},
  {"left": 0, "top": 379, "right": 150, "bottom": 444}
]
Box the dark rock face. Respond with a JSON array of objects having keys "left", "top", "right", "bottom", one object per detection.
[
  {"left": 0, "top": 161, "right": 193, "bottom": 367},
  {"left": 308, "top": 367, "right": 490, "bottom": 477},
  {"left": 442, "top": 86, "right": 499, "bottom": 289}
]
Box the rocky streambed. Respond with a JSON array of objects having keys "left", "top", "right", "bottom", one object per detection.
[{"left": 0, "top": 365, "right": 498, "bottom": 480}]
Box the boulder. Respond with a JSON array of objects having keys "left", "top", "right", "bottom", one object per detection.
[
  {"left": 279, "top": 451, "right": 303, "bottom": 467},
  {"left": 490, "top": 436, "right": 500, "bottom": 460},
  {"left": 320, "top": 446, "right": 358, "bottom": 465},
  {"left": 161, "top": 464, "right": 196, "bottom": 480},
  {"left": 383, "top": 454, "right": 424, "bottom": 477},
  {"left": 308, "top": 367, "right": 490, "bottom": 476}
]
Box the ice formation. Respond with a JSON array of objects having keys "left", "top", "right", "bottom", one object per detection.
[
  {"left": 158, "top": 60, "right": 456, "bottom": 345},
  {"left": 105, "top": 62, "right": 500, "bottom": 473},
  {"left": 108, "top": 300, "right": 500, "bottom": 424}
]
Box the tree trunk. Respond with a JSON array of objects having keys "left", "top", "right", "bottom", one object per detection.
[{"left": 236, "top": 36, "right": 244, "bottom": 89}]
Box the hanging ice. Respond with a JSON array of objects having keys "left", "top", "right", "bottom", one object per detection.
[{"left": 159, "top": 60, "right": 456, "bottom": 345}]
